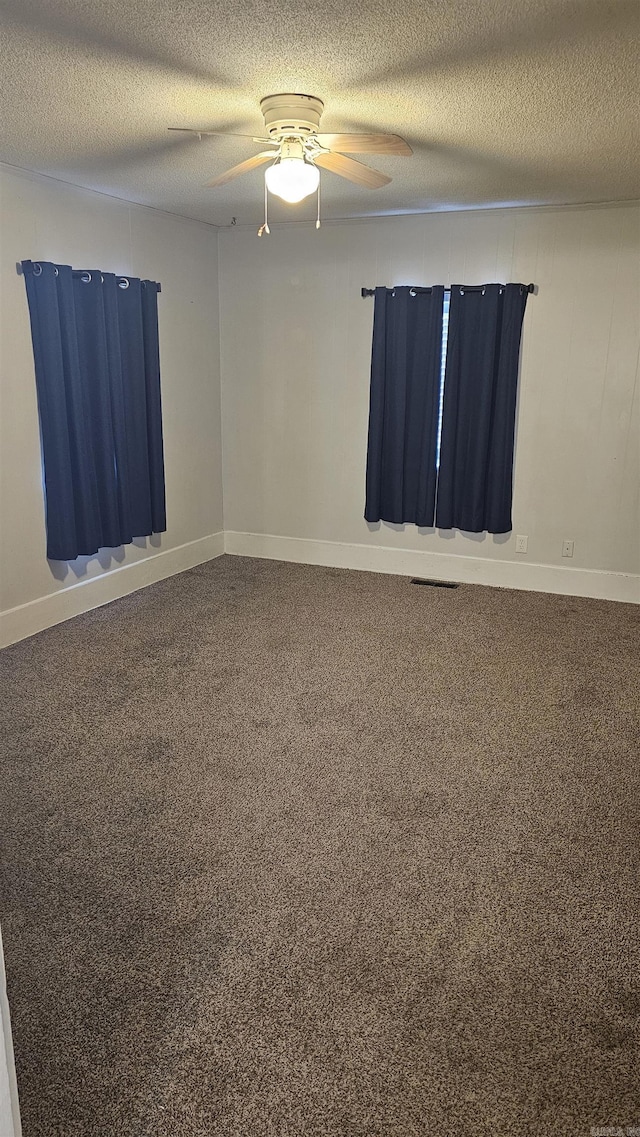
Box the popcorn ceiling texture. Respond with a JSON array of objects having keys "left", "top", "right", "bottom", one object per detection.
[
  {"left": 0, "top": 0, "right": 638, "bottom": 225},
  {"left": 1, "top": 555, "right": 639, "bottom": 1136}
]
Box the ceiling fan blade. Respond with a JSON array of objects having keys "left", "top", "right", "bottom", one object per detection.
[
  {"left": 206, "top": 152, "right": 275, "bottom": 188},
  {"left": 313, "top": 151, "right": 391, "bottom": 189},
  {"left": 169, "top": 127, "right": 273, "bottom": 144},
  {"left": 315, "top": 133, "right": 412, "bottom": 156}
]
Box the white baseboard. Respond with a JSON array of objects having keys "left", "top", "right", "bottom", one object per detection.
[
  {"left": 0, "top": 531, "right": 224, "bottom": 648},
  {"left": 2, "top": 528, "right": 636, "bottom": 649},
  {"left": 224, "top": 531, "right": 639, "bottom": 604}
]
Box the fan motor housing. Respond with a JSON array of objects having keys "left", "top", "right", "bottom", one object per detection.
[{"left": 260, "top": 93, "right": 324, "bottom": 138}]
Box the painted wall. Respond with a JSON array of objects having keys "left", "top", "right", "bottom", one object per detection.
[
  {"left": 0, "top": 165, "right": 223, "bottom": 645},
  {"left": 219, "top": 203, "right": 639, "bottom": 599}
]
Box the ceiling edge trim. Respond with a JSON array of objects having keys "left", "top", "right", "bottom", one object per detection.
[
  {"left": 2, "top": 162, "right": 637, "bottom": 232},
  {"left": 218, "top": 196, "right": 640, "bottom": 232},
  {"left": 0, "top": 161, "right": 222, "bottom": 231}
]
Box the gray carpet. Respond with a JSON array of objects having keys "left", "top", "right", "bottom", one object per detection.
[{"left": 1, "top": 555, "right": 639, "bottom": 1137}]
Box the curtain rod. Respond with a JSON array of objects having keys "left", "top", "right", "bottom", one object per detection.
[
  {"left": 16, "top": 262, "right": 161, "bottom": 293},
  {"left": 361, "top": 283, "right": 535, "bottom": 297}
]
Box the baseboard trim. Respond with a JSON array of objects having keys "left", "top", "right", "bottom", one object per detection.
[
  {"left": 3, "top": 529, "right": 636, "bottom": 649},
  {"left": 224, "top": 531, "right": 639, "bottom": 604},
  {"left": 0, "top": 531, "right": 224, "bottom": 648}
]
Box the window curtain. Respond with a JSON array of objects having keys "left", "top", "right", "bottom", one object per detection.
[
  {"left": 435, "top": 283, "right": 529, "bottom": 534},
  {"left": 21, "top": 260, "right": 166, "bottom": 561},
  {"left": 365, "top": 285, "right": 444, "bottom": 526}
]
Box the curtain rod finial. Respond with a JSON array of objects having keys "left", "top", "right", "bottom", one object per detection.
[{"left": 16, "top": 262, "right": 24, "bottom": 276}]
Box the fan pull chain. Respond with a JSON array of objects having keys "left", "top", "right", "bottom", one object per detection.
[
  {"left": 258, "top": 179, "right": 271, "bottom": 237},
  {"left": 316, "top": 177, "right": 321, "bottom": 230}
]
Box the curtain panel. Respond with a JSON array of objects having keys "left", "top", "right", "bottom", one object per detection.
[
  {"left": 435, "top": 283, "right": 529, "bottom": 534},
  {"left": 364, "top": 281, "right": 529, "bottom": 535},
  {"left": 21, "top": 260, "right": 166, "bottom": 561},
  {"left": 365, "top": 285, "right": 445, "bottom": 527}
]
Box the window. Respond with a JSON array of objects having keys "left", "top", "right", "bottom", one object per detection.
[
  {"left": 365, "top": 283, "right": 530, "bottom": 534},
  {"left": 435, "top": 290, "right": 450, "bottom": 470}
]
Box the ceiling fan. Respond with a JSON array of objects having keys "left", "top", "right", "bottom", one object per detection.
[{"left": 169, "top": 93, "right": 412, "bottom": 233}]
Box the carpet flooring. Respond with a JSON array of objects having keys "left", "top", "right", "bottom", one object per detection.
[{"left": 1, "top": 555, "right": 639, "bottom": 1137}]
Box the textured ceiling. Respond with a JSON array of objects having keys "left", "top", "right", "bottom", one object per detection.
[{"left": 0, "top": 0, "right": 638, "bottom": 226}]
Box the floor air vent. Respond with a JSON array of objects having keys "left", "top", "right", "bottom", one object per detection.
[{"left": 411, "top": 578, "right": 459, "bottom": 589}]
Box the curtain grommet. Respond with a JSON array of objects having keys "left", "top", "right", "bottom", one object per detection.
[
  {"left": 80, "top": 272, "right": 92, "bottom": 283},
  {"left": 33, "top": 263, "right": 43, "bottom": 277},
  {"left": 118, "top": 277, "right": 130, "bottom": 289}
]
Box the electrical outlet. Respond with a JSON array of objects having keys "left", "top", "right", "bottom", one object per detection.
[
  {"left": 515, "top": 535, "right": 528, "bottom": 554},
  {"left": 562, "top": 539, "right": 574, "bottom": 558}
]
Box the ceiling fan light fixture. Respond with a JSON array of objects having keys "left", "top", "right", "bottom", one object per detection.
[{"left": 265, "top": 157, "right": 319, "bottom": 203}]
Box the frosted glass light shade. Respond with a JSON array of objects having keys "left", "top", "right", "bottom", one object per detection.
[{"left": 265, "top": 158, "right": 319, "bottom": 203}]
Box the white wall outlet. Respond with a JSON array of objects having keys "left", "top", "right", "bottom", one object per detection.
[
  {"left": 515, "top": 535, "right": 528, "bottom": 553},
  {"left": 562, "top": 539, "right": 574, "bottom": 558}
]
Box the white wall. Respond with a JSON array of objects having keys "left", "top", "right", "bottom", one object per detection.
[
  {"left": 0, "top": 165, "right": 224, "bottom": 646},
  {"left": 219, "top": 204, "right": 640, "bottom": 601}
]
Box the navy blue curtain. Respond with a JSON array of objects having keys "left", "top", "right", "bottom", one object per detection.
[
  {"left": 365, "top": 286, "right": 444, "bottom": 526},
  {"left": 435, "top": 283, "right": 528, "bottom": 534},
  {"left": 21, "top": 260, "right": 166, "bottom": 560}
]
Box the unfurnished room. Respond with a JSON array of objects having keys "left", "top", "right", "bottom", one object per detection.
[{"left": 0, "top": 2, "right": 639, "bottom": 1135}]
